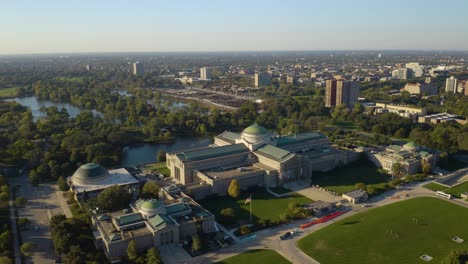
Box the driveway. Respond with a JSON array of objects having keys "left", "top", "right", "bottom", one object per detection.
[{"left": 10, "top": 176, "right": 67, "bottom": 263}]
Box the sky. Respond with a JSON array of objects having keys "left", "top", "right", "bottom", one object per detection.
[{"left": 1, "top": 0, "right": 467, "bottom": 54}]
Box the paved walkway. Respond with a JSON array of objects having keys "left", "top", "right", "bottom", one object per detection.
[
  {"left": 8, "top": 179, "right": 21, "bottom": 264},
  {"left": 55, "top": 191, "right": 72, "bottom": 218}
]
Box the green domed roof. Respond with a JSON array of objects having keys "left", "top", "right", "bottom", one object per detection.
[
  {"left": 72, "top": 163, "right": 109, "bottom": 184},
  {"left": 243, "top": 124, "right": 269, "bottom": 135},
  {"left": 141, "top": 199, "right": 163, "bottom": 210}
]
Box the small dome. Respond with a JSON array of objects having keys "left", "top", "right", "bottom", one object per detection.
[
  {"left": 138, "top": 199, "right": 166, "bottom": 217},
  {"left": 72, "top": 163, "right": 110, "bottom": 185},
  {"left": 141, "top": 199, "right": 163, "bottom": 210},
  {"left": 243, "top": 124, "right": 269, "bottom": 135}
]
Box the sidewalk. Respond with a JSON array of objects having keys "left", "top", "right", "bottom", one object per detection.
[{"left": 8, "top": 182, "right": 21, "bottom": 264}]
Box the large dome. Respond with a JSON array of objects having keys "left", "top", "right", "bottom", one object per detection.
[
  {"left": 241, "top": 124, "right": 272, "bottom": 148},
  {"left": 72, "top": 163, "right": 110, "bottom": 185},
  {"left": 243, "top": 124, "right": 270, "bottom": 135},
  {"left": 403, "top": 141, "right": 418, "bottom": 151}
]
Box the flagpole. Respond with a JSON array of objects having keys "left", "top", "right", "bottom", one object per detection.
[{"left": 249, "top": 193, "right": 252, "bottom": 223}]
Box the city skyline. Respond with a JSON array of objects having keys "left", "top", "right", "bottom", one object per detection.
[{"left": 1, "top": 0, "right": 468, "bottom": 55}]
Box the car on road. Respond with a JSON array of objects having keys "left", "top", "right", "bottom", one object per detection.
[
  {"left": 279, "top": 232, "right": 292, "bottom": 240},
  {"left": 291, "top": 228, "right": 300, "bottom": 234}
]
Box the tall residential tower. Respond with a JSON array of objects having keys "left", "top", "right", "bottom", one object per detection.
[{"left": 325, "top": 79, "right": 359, "bottom": 108}]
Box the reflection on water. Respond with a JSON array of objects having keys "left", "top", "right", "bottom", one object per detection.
[
  {"left": 121, "top": 137, "right": 211, "bottom": 166},
  {"left": 5, "top": 96, "right": 102, "bottom": 121}
]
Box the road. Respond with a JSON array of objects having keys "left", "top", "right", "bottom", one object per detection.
[
  {"left": 10, "top": 175, "right": 70, "bottom": 263},
  {"left": 8, "top": 179, "right": 21, "bottom": 264},
  {"left": 162, "top": 180, "right": 468, "bottom": 264}
]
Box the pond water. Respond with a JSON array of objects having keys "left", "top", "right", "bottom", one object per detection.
[
  {"left": 4, "top": 96, "right": 102, "bottom": 121},
  {"left": 120, "top": 136, "right": 212, "bottom": 167}
]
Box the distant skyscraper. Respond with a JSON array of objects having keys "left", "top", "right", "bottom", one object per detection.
[
  {"left": 254, "top": 73, "right": 271, "bottom": 88},
  {"left": 325, "top": 78, "right": 359, "bottom": 108},
  {"left": 133, "top": 62, "right": 144, "bottom": 76},
  {"left": 445, "top": 76, "right": 458, "bottom": 93},
  {"left": 465, "top": 81, "right": 468, "bottom": 96},
  {"left": 86, "top": 64, "right": 91, "bottom": 71},
  {"left": 378, "top": 53, "right": 381, "bottom": 59},
  {"left": 200, "top": 67, "right": 211, "bottom": 80}
]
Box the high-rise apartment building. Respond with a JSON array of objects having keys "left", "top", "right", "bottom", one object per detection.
[
  {"left": 405, "top": 62, "right": 423, "bottom": 77},
  {"left": 393, "top": 68, "right": 408, "bottom": 80},
  {"left": 254, "top": 73, "right": 271, "bottom": 88},
  {"left": 465, "top": 81, "right": 468, "bottom": 96},
  {"left": 325, "top": 79, "right": 359, "bottom": 108},
  {"left": 445, "top": 76, "right": 458, "bottom": 93},
  {"left": 200, "top": 67, "right": 211, "bottom": 80},
  {"left": 133, "top": 62, "right": 144, "bottom": 76}
]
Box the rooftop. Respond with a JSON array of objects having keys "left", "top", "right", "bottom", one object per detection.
[
  {"left": 176, "top": 143, "right": 249, "bottom": 162},
  {"left": 276, "top": 132, "right": 327, "bottom": 147},
  {"left": 343, "top": 189, "right": 368, "bottom": 199},
  {"left": 71, "top": 168, "right": 139, "bottom": 193},
  {"left": 255, "top": 144, "right": 295, "bottom": 162},
  {"left": 215, "top": 131, "right": 240, "bottom": 144}
]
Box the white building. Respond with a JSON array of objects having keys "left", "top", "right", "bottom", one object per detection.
[
  {"left": 445, "top": 76, "right": 458, "bottom": 93},
  {"left": 200, "top": 67, "right": 211, "bottom": 80},
  {"left": 406, "top": 62, "right": 423, "bottom": 77}
]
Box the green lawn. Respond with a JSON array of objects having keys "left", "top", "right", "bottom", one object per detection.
[
  {"left": 422, "top": 182, "right": 448, "bottom": 192},
  {"left": 199, "top": 189, "right": 312, "bottom": 226},
  {"left": 311, "top": 160, "right": 390, "bottom": 194},
  {"left": 298, "top": 197, "right": 468, "bottom": 264},
  {"left": 0, "top": 87, "right": 20, "bottom": 98},
  {"left": 444, "top": 181, "right": 468, "bottom": 198},
  {"left": 216, "top": 249, "right": 290, "bottom": 264},
  {"left": 145, "top": 162, "right": 170, "bottom": 177}
]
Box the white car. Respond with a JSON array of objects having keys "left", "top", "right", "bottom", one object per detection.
[{"left": 291, "top": 228, "right": 300, "bottom": 234}]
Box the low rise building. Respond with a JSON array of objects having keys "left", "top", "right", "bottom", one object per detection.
[
  {"left": 92, "top": 190, "right": 215, "bottom": 261},
  {"left": 304, "top": 201, "right": 337, "bottom": 216},
  {"left": 404, "top": 83, "right": 438, "bottom": 96},
  {"left": 342, "top": 189, "right": 368, "bottom": 204},
  {"left": 418, "top": 113, "right": 467, "bottom": 125},
  {"left": 367, "top": 142, "right": 439, "bottom": 175},
  {"left": 69, "top": 163, "right": 140, "bottom": 202},
  {"left": 374, "top": 103, "right": 427, "bottom": 119}
]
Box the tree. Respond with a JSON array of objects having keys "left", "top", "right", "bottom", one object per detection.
[
  {"left": 17, "top": 218, "right": 30, "bottom": 230},
  {"left": 51, "top": 221, "right": 74, "bottom": 254},
  {"left": 227, "top": 179, "right": 241, "bottom": 198},
  {"left": 57, "top": 176, "right": 69, "bottom": 191},
  {"left": 141, "top": 181, "right": 160, "bottom": 199},
  {"left": 191, "top": 234, "right": 202, "bottom": 252},
  {"left": 20, "top": 242, "right": 36, "bottom": 256},
  {"left": 146, "top": 248, "right": 161, "bottom": 264},
  {"left": 421, "top": 160, "right": 432, "bottom": 175},
  {"left": 63, "top": 245, "right": 84, "bottom": 264},
  {"left": 239, "top": 225, "right": 251, "bottom": 236},
  {"left": 14, "top": 196, "right": 27, "bottom": 207},
  {"left": 355, "top": 182, "right": 366, "bottom": 190},
  {"left": 366, "top": 186, "right": 376, "bottom": 196},
  {"left": 220, "top": 208, "right": 235, "bottom": 225},
  {"left": 0, "top": 256, "right": 12, "bottom": 264},
  {"left": 157, "top": 150, "right": 166, "bottom": 162},
  {"left": 127, "top": 240, "right": 139, "bottom": 263},
  {"left": 439, "top": 249, "right": 468, "bottom": 264},
  {"left": 391, "top": 163, "right": 402, "bottom": 176},
  {"left": 0, "top": 193, "right": 8, "bottom": 202},
  {"left": 96, "top": 185, "right": 132, "bottom": 212}
]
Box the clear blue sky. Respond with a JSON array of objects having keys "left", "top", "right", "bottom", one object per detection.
[{"left": 1, "top": 0, "right": 467, "bottom": 54}]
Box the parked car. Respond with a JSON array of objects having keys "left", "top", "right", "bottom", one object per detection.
[
  {"left": 291, "top": 228, "right": 300, "bottom": 234},
  {"left": 279, "top": 232, "right": 292, "bottom": 240}
]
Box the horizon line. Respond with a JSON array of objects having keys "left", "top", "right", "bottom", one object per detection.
[{"left": 2, "top": 48, "right": 468, "bottom": 56}]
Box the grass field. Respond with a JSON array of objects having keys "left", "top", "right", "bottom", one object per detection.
[
  {"left": 298, "top": 197, "right": 468, "bottom": 264},
  {"left": 199, "top": 189, "right": 312, "bottom": 226},
  {"left": 422, "top": 182, "right": 448, "bottom": 192},
  {"left": 216, "top": 249, "right": 290, "bottom": 264},
  {"left": 444, "top": 181, "right": 468, "bottom": 198},
  {"left": 0, "top": 87, "right": 19, "bottom": 98},
  {"left": 311, "top": 160, "right": 390, "bottom": 194},
  {"left": 145, "top": 162, "right": 170, "bottom": 177}
]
